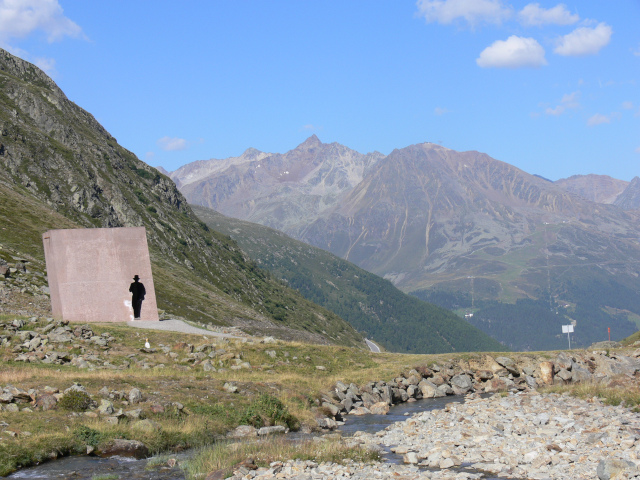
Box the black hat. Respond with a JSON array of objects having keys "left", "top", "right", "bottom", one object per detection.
[{"left": 133, "top": 275, "right": 140, "bottom": 280}]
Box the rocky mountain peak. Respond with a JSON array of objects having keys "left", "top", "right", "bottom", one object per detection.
[
  {"left": 614, "top": 176, "right": 640, "bottom": 210},
  {"left": 555, "top": 174, "right": 629, "bottom": 204},
  {"left": 0, "top": 49, "right": 60, "bottom": 95},
  {"left": 297, "top": 134, "right": 322, "bottom": 150}
]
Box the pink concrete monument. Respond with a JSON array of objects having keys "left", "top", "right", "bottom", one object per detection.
[{"left": 43, "top": 227, "right": 159, "bottom": 322}]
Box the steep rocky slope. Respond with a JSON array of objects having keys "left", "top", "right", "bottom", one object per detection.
[
  {"left": 0, "top": 48, "right": 363, "bottom": 347},
  {"left": 614, "top": 177, "right": 640, "bottom": 210}
]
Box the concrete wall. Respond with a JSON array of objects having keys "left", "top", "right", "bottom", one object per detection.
[{"left": 42, "top": 227, "right": 159, "bottom": 322}]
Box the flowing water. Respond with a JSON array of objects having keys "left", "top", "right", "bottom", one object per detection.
[{"left": 8, "top": 395, "right": 517, "bottom": 479}]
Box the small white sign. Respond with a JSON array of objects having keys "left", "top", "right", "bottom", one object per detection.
[{"left": 562, "top": 325, "right": 574, "bottom": 334}]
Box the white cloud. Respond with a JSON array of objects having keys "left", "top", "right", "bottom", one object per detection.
[
  {"left": 622, "top": 101, "right": 633, "bottom": 110},
  {"left": 587, "top": 113, "right": 614, "bottom": 126},
  {"left": 544, "top": 92, "right": 580, "bottom": 116},
  {"left": 477, "top": 36, "right": 547, "bottom": 68},
  {"left": 518, "top": 3, "right": 579, "bottom": 27},
  {"left": 633, "top": 44, "right": 640, "bottom": 57},
  {"left": 34, "top": 56, "right": 55, "bottom": 74},
  {"left": 635, "top": 147, "right": 640, "bottom": 154},
  {"left": 554, "top": 22, "right": 612, "bottom": 56},
  {"left": 0, "top": 0, "right": 83, "bottom": 44},
  {"left": 415, "top": 0, "right": 512, "bottom": 27},
  {"left": 157, "top": 137, "right": 188, "bottom": 151},
  {"left": 434, "top": 107, "right": 450, "bottom": 115}
]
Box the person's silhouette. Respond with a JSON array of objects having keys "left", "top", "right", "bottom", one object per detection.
[{"left": 129, "top": 275, "right": 146, "bottom": 319}]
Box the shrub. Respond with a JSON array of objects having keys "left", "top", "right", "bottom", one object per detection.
[
  {"left": 73, "top": 425, "right": 103, "bottom": 447},
  {"left": 238, "top": 394, "right": 299, "bottom": 430},
  {"left": 58, "top": 390, "right": 92, "bottom": 412}
]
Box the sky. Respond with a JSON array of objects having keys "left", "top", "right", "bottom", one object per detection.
[{"left": 0, "top": 1, "right": 638, "bottom": 181}]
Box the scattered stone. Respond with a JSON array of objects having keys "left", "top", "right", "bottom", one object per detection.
[
  {"left": 223, "top": 383, "right": 238, "bottom": 394},
  {"left": 128, "top": 388, "right": 142, "bottom": 404}
]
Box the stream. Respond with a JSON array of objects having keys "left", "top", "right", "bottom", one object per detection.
[{"left": 7, "top": 395, "right": 516, "bottom": 479}]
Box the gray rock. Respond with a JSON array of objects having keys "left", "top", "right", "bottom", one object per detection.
[
  {"left": 555, "top": 352, "right": 573, "bottom": 371},
  {"left": 556, "top": 368, "right": 572, "bottom": 382},
  {"left": 525, "top": 375, "right": 537, "bottom": 389},
  {"left": 128, "top": 388, "right": 142, "bottom": 404},
  {"left": 125, "top": 408, "right": 144, "bottom": 419},
  {"left": 223, "top": 383, "right": 238, "bottom": 394},
  {"left": 316, "top": 417, "right": 338, "bottom": 429},
  {"left": 257, "top": 425, "right": 287, "bottom": 436},
  {"left": 418, "top": 379, "right": 441, "bottom": 398},
  {"left": 571, "top": 364, "right": 593, "bottom": 383},
  {"left": 229, "top": 425, "right": 258, "bottom": 437},
  {"left": 34, "top": 394, "right": 57, "bottom": 411},
  {"left": 495, "top": 356, "right": 519, "bottom": 375},
  {"left": 98, "top": 399, "right": 115, "bottom": 415},
  {"left": 450, "top": 374, "right": 473, "bottom": 393},
  {"left": 97, "top": 439, "right": 149, "bottom": 459},
  {"left": 322, "top": 401, "right": 340, "bottom": 417},
  {"left": 597, "top": 458, "right": 637, "bottom": 480}
]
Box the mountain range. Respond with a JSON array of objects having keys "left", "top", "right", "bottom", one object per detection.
[
  {"left": 173, "top": 137, "right": 640, "bottom": 350},
  {"left": 192, "top": 204, "right": 504, "bottom": 354}
]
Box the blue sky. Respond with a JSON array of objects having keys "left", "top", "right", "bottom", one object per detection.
[{"left": 1, "top": 1, "right": 638, "bottom": 181}]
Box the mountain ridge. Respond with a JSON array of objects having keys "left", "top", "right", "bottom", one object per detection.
[{"left": 175, "top": 136, "right": 640, "bottom": 349}]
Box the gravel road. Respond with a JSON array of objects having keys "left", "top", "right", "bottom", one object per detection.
[{"left": 125, "top": 319, "right": 244, "bottom": 339}]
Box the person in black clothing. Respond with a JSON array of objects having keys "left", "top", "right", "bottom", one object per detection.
[{"left": 129, "top": 275, "right": 146, "bottom": 319}]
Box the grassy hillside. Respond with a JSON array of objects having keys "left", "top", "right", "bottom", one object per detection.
[
  {"left": 192, "top": 205, "right": 506, "bottom": 354},
  {"left": 0, "top": 49, "right": 363, "bottom": 348}
]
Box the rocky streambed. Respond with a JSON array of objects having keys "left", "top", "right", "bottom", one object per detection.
[{"left": 222, "top": 391, "right": 640, "bottom": 480}]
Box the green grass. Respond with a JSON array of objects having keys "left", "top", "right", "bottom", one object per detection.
[{"left": 183, "top": 437, "right": 380, "bottom": 480}]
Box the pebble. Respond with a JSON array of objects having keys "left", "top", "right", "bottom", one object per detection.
[{"left": 224, "top": 392, "right": 640, "bottom": 480}]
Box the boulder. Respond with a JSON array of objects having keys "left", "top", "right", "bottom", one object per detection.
[
  {"left": 350, "top": 407, "right": 372, "bottom": 416},
  {"left": 418, "top": 380, "right": 442, "bottom": 398},
  {"left": 257, "top": 426, "right": 286, "bottom": 436},
  {"left": 322, "top": 402, "right": 340, "bottom": 417},
  {"left": 495, "top": 356, "right": 519, "bottom": 376},
  {"left": 229, "top": 425, "right": 258, "bottom": 438},
  {"left": 538, "top": 361, "right": 554, "bottom": 385},
  {"left": 571, "top": 364, "right": 593, "bottom": 383},
  {"left": 369, "top": 402, "right": 390, "bottom": 415},
  {"left": 34, "top": 394, "right": 57, "bottom": 411},
  {"left": 555, "top": 352, "right": 573, "bottom": 371},
  {"left": 450, "top": 374, "right": 473, "bottom": 394},
  {"left": 555, "top": 369, "right": 572, "bottom": 383},
  {"left": 483, "top": 378, "right": 507, "bottom": 393},
  {"left": 98, "top": 399, "right": 115, "bottom": 415},
  {"left": 128, "top": 388, "right": 142, "bottom": 404},
  {"left": 223, "top": 383, "right": 238, "bottom": 394},
  {"left": 316, "top": 417, "right": 338, "bottom": 429},
  {"left": 97, "top": 439, "right": 149, "bottom": 459}
]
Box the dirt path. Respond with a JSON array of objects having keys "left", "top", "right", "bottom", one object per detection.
[{"left": 125, "top": 319, "right": 244, "bottom": 339}]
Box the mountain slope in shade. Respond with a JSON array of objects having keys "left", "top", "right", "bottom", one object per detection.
[
  {"left": 192, "top": 204, "right": 506, "bottom": 354},
  {"left": 0, "top": 48, "right": 364, "bottom": 347},
  {"left": 614, "top": 177, "right": 640, "bottom": 210},
  {"left": 555, "top": 174, "right": 629, "bottom": 204},
  {"left": 174, "top": 135, "right": 383, "bottom": 235}
]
